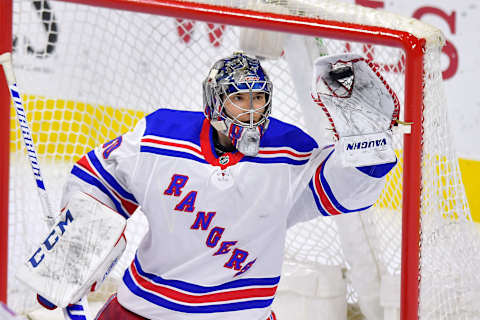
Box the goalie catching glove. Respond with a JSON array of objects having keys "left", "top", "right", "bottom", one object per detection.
[
  {"left": 311, "top": 53, "right": 400, "bottom": 167},
  {"left": 16, "top": 191, "right": 127, "bottom": 308}
]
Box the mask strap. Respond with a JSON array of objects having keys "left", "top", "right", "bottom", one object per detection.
[{"left": 228, "top": 124, "right": 244, "bottom": 148}]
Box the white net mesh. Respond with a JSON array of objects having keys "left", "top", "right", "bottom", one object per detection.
[
  {"left": 416, "top": 45, "right": 480, "bottom": 319},
  {"left": 6, "top": 0, "right": 480, "bottom": 319}
]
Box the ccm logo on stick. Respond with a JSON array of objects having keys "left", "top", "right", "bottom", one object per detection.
[{"left": 28, "top": 210, "right": 74, "bottom": 268}]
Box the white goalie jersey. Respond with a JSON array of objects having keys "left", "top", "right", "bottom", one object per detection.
[{"left": 61, "top": 108, "right": 396, "bottom": 320}]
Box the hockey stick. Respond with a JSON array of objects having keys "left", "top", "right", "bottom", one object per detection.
[
  {"left": 0, "top": 52, "right": 55, "bottom": 227},
  {"left": 0, "top": 52, "right": 92, "bottom": 320}
]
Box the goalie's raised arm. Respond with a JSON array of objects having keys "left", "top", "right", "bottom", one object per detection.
[{"left": 311, "top": 53, "right": 400, "bottom": 167}]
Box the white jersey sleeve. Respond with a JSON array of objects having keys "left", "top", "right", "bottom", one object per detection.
[
  {"left": 287, "top": 144, "right": 397, "bottom": 227},
  {"left": 60, "top": 119, "right": 146, "bottom": 218}
]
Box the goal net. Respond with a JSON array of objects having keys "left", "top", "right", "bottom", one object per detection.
[{"left": 2, "top": 0, "right": 480, "bottom": 319}]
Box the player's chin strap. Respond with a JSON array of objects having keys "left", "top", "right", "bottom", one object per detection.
[{"left": 211, "top": 118, "right": 268, "bottom": 157}]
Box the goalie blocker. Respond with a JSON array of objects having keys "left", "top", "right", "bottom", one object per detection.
[{"left": 16, "top": 192, "right": 127, "bottom": 308}]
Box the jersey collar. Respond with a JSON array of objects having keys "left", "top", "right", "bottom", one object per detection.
[{"left": 200, "top": 118, "right": 244, "bottom": 170}]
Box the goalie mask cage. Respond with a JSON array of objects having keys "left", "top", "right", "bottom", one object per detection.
[{"left": 1, "top": 0, "right": 480, "bottom": 319}]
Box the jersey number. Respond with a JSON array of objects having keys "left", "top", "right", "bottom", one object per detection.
[{"left": 102, "top": 136, "right": 123, "bottom": 159}]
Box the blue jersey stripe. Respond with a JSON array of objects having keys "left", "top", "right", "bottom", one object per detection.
[
  {"left": 87, "top": 151, "right": 138, "bottom": 203},
  {"left": 141, "top": 146, "right": 309, "bottom": 166},
  {"left": 308, "top": 180, "right": 330, "bottom": 217},
  {"left": 140, "top": 146, "right": 208, "bottom": 164},
  {"left": 318, "top": 151, "right": 373, "bottom": 213},
  {"left": 241, "top": 157, "right": 309, "bottom": 166},
  {"left": 140, "top": 145, "right": 310, "bottom": 166},
  {"left": 133, "top": 256, "right": 279, "bottom": 293},
  {"left": 356, "top": 159, "right": 397, "bottom": 178},
  {"left": 123, "top": 271, "right": 274, "bottom": 313},
  {"left": 143, "top": 109, "right": 317, "bottom": 154},
  {"left": 71, "top": 166, "right": 130, "bottom": 219}
]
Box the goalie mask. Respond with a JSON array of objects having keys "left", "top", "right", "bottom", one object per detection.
[{"left": 203, "top": 52, "right": 273, "bottom": 156}]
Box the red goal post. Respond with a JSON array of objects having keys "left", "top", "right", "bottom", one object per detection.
[
  {"left": 1, "top": 0, "right": 477, "bottom": 319},
  {"left": 0, "top": 0, "right": 13, "bottom": 307}
]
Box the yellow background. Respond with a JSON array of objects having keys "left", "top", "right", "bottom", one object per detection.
[{"left": 459, "top": 159, "right": 480, "bottom": 221}]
